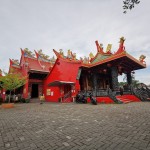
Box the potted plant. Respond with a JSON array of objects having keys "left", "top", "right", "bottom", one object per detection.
[{"left": 0, "top": 71, "right": 27, "bottom": 108}]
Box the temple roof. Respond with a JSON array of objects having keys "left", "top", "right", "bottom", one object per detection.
[
  {"left": 52, "top": 37, "right": 146, "bottom": 72},
  {"left": 81, "top": 51, "right": 146, "bottom": 70},
  {"left": 20, "top": 49, "right": 55, "bottom": 73},
  {"left": 9, "top": 59, "right": 22, "bottom": 74},
  {"left": 81, "top": 37, "right": 146, "bottom": 71},
  {"left": 24, "top": 57, "right": 50, "bottom": 72}
]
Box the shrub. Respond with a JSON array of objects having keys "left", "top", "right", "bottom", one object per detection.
[{"left": 25, "top": 99, "right": 30, "bottom": 103}]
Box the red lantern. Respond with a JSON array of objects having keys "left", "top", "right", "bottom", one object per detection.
[
  {"left": 107, "top": 63, "right": 112, "bottom": 67},
  {"left": 99, "top": 70, "right": 102, "bottom": 73},
  {"left": 103, "top": 69, "right": 107, "bottom": 73}
]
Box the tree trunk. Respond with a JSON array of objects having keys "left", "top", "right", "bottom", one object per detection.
[{"left": 9, "top": 91, "right": 11, "bottom": 103}]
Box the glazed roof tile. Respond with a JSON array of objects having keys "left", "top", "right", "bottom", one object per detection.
[{"left": 24, "top": 57, "right": 50, "bottom": 72}]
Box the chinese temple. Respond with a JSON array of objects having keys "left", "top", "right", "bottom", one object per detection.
[{"left": 1, "top": 37, "right": 148, "bottom": 103}]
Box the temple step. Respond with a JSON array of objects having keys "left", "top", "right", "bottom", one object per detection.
[
  {"left": 62, "top": 97, "right": 73, "bottom": 103},
  {"left": 116, "top": 95, "right": 141, "bottom": 104}
]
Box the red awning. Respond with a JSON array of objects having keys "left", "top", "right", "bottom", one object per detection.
[{"left": 48, "top": 81, "right": 75, "bottom": 87}]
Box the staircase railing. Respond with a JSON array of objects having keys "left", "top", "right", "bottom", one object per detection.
[
  {"left": 81, "top": 89, "right": 122, "bottom": 104},
  {"left": 132, "top": 83, "right": 150, "bottom": 101},
  {"left": 107, "top": 89, "right": 123, "bottom": 104}
]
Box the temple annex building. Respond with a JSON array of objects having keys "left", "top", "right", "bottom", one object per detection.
[{"left": 0, "top": 37, "right": 148, "bottom": 103}]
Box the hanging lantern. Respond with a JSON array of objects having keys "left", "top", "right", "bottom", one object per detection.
[
  {"left": 103, "top": 69, "right": 107, "bottom": 73},
  {"left": 107, "top": 63, "right": 112, "bottom": 67},
  {"left": 99, "top": 70, "right": 102, "bottom": 73},
  {"left": 118, "top": 66, "right": 122, "bottom": 72}
]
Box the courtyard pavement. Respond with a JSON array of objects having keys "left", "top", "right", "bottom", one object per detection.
[{"left": 0, "top": 102, "right": 150, "bottom": 150}]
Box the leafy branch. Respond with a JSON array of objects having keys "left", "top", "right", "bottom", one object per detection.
[{"left": 123, "top": 0, "right": 140, "bottom": 13}]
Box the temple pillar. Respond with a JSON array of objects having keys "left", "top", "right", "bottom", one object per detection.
[
  {"left": 93, "top": 74, "right": 98, "bottom": 90},
  {"left": 23, "top": 79, "right": 29, "bottom": 99},
  {"left": 111, "top": 67, "right": 119, "bottom": 90},
  {"left": 127, "top": 72, "right": 132, "bottom": 85}
]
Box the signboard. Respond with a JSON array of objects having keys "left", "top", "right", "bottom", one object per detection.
[{"left": 47, "top": 89, "right": 51, "bottom": 96}]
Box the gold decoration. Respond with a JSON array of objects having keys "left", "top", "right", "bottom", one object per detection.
[
  {"left": 89, "top": 52, "right": 94, "bottom": 59},
  {"left": 106, "top": 44, "right": 112, "bottom": 53}
]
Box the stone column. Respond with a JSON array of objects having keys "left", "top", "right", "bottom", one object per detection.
[
  {"left": 111, "top": 67, "right": 119, "bottom": 90},
  {"left": 127, "top": 72, "right": 132, "bottom": 85}
]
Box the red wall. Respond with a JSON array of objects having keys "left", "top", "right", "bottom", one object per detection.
[{"left": 44, "top": 58, "right": 81, "bottom": 102}]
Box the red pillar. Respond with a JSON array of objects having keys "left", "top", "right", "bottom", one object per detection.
[{"left": 23, "top": 79, "right": 29, "bottom": 99}]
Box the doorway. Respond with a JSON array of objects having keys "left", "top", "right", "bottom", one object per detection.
[
  {"left": 31, "top": 84, "right": 39, "bottom": 98},
  {"left": 64, "top": 85, "right": 71, "bottom": 95}
]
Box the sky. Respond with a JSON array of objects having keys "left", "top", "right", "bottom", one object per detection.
[{"left": 0, "top": 0, "right": 150, "bottom": 84}]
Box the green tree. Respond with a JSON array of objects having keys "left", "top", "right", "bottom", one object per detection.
[
  {"left": 123, "top": 0, "right": 140, "bottom": 13},
  {"left": 0, "top": 72, "right": 27, "bottom": 103}
]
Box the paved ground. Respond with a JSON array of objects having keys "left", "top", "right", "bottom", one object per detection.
[{"left": 0, "top": 102, "right": 150, "bottom": 150}]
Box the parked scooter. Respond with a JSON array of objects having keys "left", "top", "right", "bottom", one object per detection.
[
  {"left": 89, "top": 93, "right": 97, "bottom": 105},
  {"left": 76, "top": 92, "right": 87, "bottom": 104}
]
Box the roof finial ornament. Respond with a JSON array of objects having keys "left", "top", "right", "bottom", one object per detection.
[
  {"left": 67, "top": 49, "right": 72, "bottom": 59},
  {"left": 89, "top": 52, "right": 94, "bottom": 59},
  {"left": 139, "top": 55, "right": 146, "bottom": 64},
  {"left": 119, "top": 36, "right": 125, "bottom": 50},
  {"left": 59, "top": 49, "right": 64, "bottom": 57},
  {"left": 95, "top": 41, "right": 104, "bottom": 54},
  {"left": 106, "top": 44, "right": 112, "bottom": 54},
  {"left": 115, "top": 36, "right": 126, "bottom": 55}
]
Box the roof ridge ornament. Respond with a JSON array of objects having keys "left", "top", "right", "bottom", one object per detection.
[
  {"left": 106, "top": 44, "right": 112, "bottom": 54},
  {"left": 115, "top": 36, "right": 126, "bottom": 55},
  {"left": 37, "top": 49, "right": 50, "bottom": 62},
  {"left": 95, "top": 41, "right": 105, "bottom": 54},
  {"left": 139, "top": 55, "right": 146, "bottom": 64},
  {"left": 24, "top": 48, "right": 35, "bottom": 58}
]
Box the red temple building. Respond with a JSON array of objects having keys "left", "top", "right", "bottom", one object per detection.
[{"left": 1, "top": 37, "right": 148, "bottom": 103}]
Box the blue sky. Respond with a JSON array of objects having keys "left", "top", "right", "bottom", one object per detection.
[{"left": 0, "top": 0, "right": 150, "bottom": 84}]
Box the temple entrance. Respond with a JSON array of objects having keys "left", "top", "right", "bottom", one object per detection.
[
  {"left": 31, "top": 84, "right": 39, "bottom": 98},
  {"left": 64, "top": 85, "right": 71, "bottom": 95},
  {"left": 79, "top": 71, "right": 111, "bottom": 91}
]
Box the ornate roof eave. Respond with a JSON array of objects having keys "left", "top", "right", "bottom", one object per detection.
[
  {"left": 28, "top": 69, "right": 49, "bottom": 73},
  {"left": 53, "top": 49, "right": 82, "bottom": 64},
  {"left": 81, "top": 51, "right": 146, "bottom": 69},
  {"left": 9, "top": 59, "right": 21, "bottom": 68}
]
